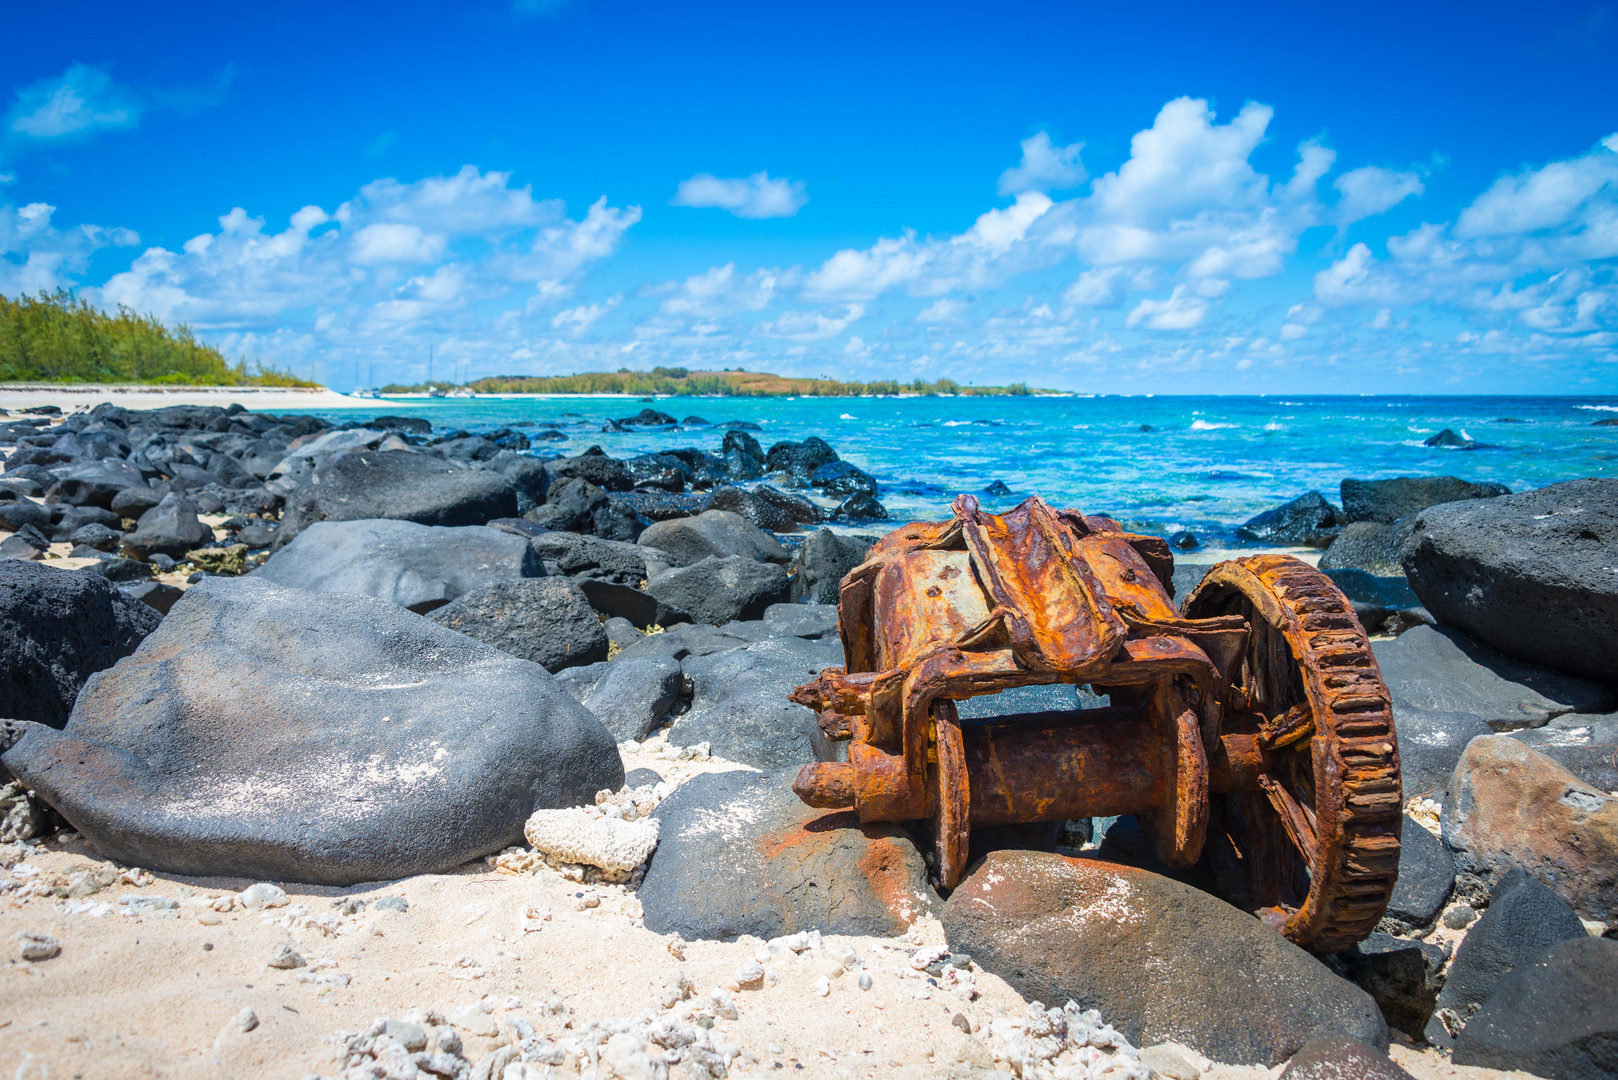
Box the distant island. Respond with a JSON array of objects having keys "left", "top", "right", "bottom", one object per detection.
[
  {"left": 0, "top": 290, "right": 314, "bottom": 388},
  {"left": 382, "top": 367, "right": 1054, "bottom": 397}
]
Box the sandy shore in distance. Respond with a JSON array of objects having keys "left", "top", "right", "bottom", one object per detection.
[{"left": 0, "top": 385, "right": 405, "bottom": 412}]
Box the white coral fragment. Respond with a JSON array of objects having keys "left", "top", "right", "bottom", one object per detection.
[{"left": 523, "top": 808, "right": 660, "bottom": 874}]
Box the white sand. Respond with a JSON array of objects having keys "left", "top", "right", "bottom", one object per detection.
[
  {"left": 0, "top": 385, "right": 405, "bottom": 412},
  {"left": 0, "top": 748, "right": 1533, "bottom": 1080}
]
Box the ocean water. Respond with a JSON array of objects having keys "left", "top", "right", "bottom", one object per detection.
[{"left": 299, "top": 395, "right": 1618, "bottom": 546}]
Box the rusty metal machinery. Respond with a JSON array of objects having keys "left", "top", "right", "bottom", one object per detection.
[{"left": 791, "top": 495, "right": 1402, "bottom": 953}]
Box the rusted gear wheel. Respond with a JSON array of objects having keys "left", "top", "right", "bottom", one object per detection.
[{"left": 1184, "top": 555, "right": 1402, "bottom": 953}]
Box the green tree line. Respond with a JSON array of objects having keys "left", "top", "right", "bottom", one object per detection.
[{"left": 0, "top": 290, "right": 314, "bottom": 386}]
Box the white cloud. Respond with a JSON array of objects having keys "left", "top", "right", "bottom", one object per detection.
[
  {"left": 87, "top": 167, "right": 636, "bottom": 347},
  {"left": 657, "top": 263, "right": 783, "bottom": 318},
  {"left": 1314, "top": 134, "right": 1618, "bottom": 349},
  {"left": 7, "top": 65, "right": 141, "bottom": 140},
  {"left": 671, "top": 172, "right": 808, "bottom": 219},
  {"left": 916, "top": 297, "right": 965, "bottom": 324},
  {"left": 1334, "top": 166, "right": 1424, "bottom": 226},
  {"left": 0, "top": 201, "right": 138, "bottom": 296},
  {"left": 1126, "top": 286, "right": 1208, "bottom": 330},
  {"left": 551, "top": 296, "right": 621, "bottom": 334},
  {"left": 998, "top": 132, "right": 1087, "bottom": 195},
  {"left": 759, "top": 303, "right": 864, "bottom": 341}
]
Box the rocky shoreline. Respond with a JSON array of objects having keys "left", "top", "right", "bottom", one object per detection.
[{"left": 0, "top": 399, "right": 1614, "bottom": 1079}]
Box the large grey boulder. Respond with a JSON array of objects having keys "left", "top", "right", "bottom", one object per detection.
[
  {"left": 553, "top": 656, "right": 683, "bottom": 742},
  {"left": 0, "top": 561, "right": 161, "bottom": 730},
  {"left": 429, "top": 578, "right": 607, "bottom": 673},
  {"left": 0, "top": 577, "right": 620, "bottom": 885},
  {"left": 1452, "top": 937, "right": 1618, "bottom": 1076},
  {"left": 789, "top": 528, "right": 873, "bottom": 604},
  {"left": 1341, "top": 476, "right": 1508, "bottom": 523},
  {"left": 256, "top": 519, "right": 541, "bottom": 613},
  {"left": 1401, "top": 478, "right": 1618, "bottom": 682},
  {"left": 274, "top": 450, "right": 521, "bottom": 549},
  {"left": 941, "top": 850, "right": 1388, "bottom": 1066},
  {"left": 1338, "top": 933, "right": 1445, "bottom": 1042},
  {"left": 646, "top": 555, "right": 790, "bottom": 625},
  {"left": 1426, "top": 866, "right": 1588, "bottom": 1049},
  {"left": 638, "top": 510, "right": 789, "bottom": 568},
  {"left": 611, "top": 622, "right": 754, "bottom": 663},
  {"left": 669, "top": 636, "right": 843, "bottom": 769},
  {"left": 639, "top": 768, "right": 935, "bottom": 941},
  {"left": 1373, "top": 625, "right": 1612, "bottom": 732}
]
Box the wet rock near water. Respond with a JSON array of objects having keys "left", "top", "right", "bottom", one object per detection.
[
  {"left": 1236, "top": 490, "right": 1339, "bottom": 543},
  {"left": 1, "top": 576, "right": 621, "bottom": 884},
  {"left": 1402, "top": 478, "right": 1618, "bottom": 683},
  {"left": 639, "top": 767, "right": 935, "bottom": 941},
  {"left": 256, "top": 519, "right": 542, "bottom": 613},
  {"left": 429, "top": 578, "right": 608, "bottom": 673},
  {"left": 940, "top": 850, "right": 1388, "bottom": 1066}
]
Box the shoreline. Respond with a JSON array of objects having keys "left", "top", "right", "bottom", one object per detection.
[{"left": 0, "top": 385, "right": 408, "bottom": 412}]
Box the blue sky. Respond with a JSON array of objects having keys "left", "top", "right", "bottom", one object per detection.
[{"left": 1, "top": 1, "right": 1615, "bottom": 393}]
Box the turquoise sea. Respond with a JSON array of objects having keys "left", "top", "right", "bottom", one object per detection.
[{"left": 300, "top": 395, "right": 1618, "bottom": 546}]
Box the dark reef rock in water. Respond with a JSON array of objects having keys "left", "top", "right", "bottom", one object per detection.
[
  {"left": 982, "top": 480, "right": 1013, "bottom": 497},
  {"left": 0, "top": 577, "right": 621, "bottom": 886},
  {"left": 1424, "top": 428, "right": 1477, "bottom": 448},
  {"left": 1236, "top": 490, "right": 1338, "bottom": 543}
]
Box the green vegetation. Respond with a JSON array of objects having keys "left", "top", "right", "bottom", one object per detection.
[
  {"left": 0, "top": 290, "right": 315, "bottom": 387},
  {"left": 381, "top": 368, "right": 1049, "bottom": 397}
]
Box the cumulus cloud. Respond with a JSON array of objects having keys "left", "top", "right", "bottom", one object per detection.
[
  {"left": 7, "top": 65, "right": 142, "bottom": 140},
  {"left": 87, "top": 166, "right": 637, "bottom": 347},
  {"left": 0, "top": 201, "right": 139, "bottom": 296},
  {"left": 657, "top": 263, "right": 784, "bottom": 319},
  {"left": 916, "top": 297, "right": 965, "bottom": 324},
  {"left": 1334, "top": 166, "right": 1424, "bottom": 226},
  {"left": 998, "top": 132, "right": 1087, "bottom": 195},
  {"left": 671, "top": 172, "right": 808, "bottom": 219},
  {"left": 759, "top": 303, "right": 865, "bottom": 341},
  {"left": 1314, "top": 133, "right": 1618, "bottom": 347},
  {"left": 1126, "top": 286, "right": 1208, "bottom": 330},
  {"left": 552, "top": 296, "right": 621, "bottom": 334}
]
